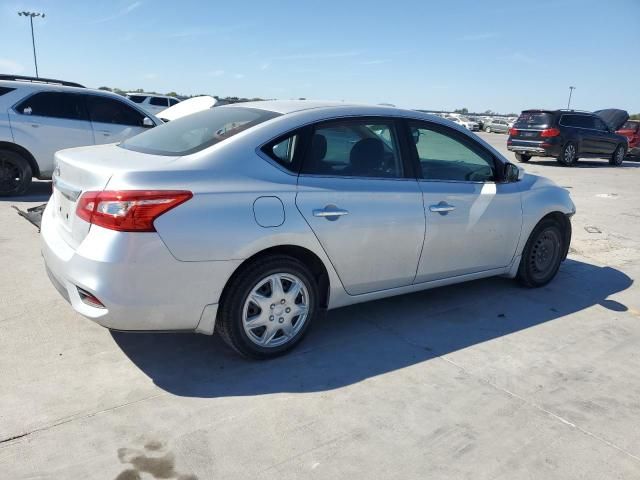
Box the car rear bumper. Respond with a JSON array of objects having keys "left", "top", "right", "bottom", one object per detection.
[
  {"left": 507, "top": 138, "right": 561, "bottom": 157},
  {"left": 40, "top": 202, "right": 240, "bottom": 334}
]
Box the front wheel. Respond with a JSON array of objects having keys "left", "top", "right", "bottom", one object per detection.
[
  {"left": 557, "top": 142, "right": 577, "bottom": 166},
  {"left": 515, "top": 153, "right": 531, "bottom": 163},
  {"left": 216, "top": 255, "right": 319, "bottom": 359},
  {"left": 609, "top": 144, "right": 626, "bottom": 166},
  {"left": 0, "top": 149, "right": 32, "bottom": 196},
  {"left": 484, "top": 126, "right": 491, "bottom": 133},
  {"left": 517, "top": 218, "right": 565, "bottom": 288}
]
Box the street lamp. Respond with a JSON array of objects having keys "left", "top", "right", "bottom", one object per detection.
[
  {"left": 17, "top": 11, "right": 45, "bottom": 78},
  {"left": 567, "top": 86, "right": 576, "bottom": 109}
]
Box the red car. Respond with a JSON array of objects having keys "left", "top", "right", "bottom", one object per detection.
[{"left": 617, "top": 120, "right": 640, "bottom": 159}]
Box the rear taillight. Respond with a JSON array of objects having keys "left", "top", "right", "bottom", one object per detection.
[
  {"left": 540, "top": 128, "right": 561, "bottom": 137},
  {"left": 76, "top": 190, "right": 192, "bottom": 232},
  {"left": 508, "top": 128, "right": 518, "bottom": 136}
]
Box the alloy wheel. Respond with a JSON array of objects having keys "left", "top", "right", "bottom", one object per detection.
[
  {"left": 563, "top": 144, "right": 576, "bottom": 164},
  {"left": 242, "top": 273, "right": 310, "bottom": 348}
]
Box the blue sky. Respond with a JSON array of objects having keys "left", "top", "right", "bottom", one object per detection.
[{"left": 2, "top": 0, "right": 639, "bottom": 113}]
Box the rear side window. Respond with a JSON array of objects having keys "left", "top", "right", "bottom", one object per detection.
[
  {"left": 515, "top": 112, "right": 554, "bottom": 128},
  {"left": 561, "top": 115, "right": 594, "bottom": 129},
  {"left": 149, "top": 97, "right": 169, "bottom": 107},
  {"left": 168, "top": 98, "right": 180, "bottom": 106},
  {"left": 0, "top": 87, "right": 15, "bottom": 96},
  {"left": 120, "top": 107, "right": 280, "bottom": 156},
  {"left": 301, "top": 120, "right": 403, "bottom": 178},
  {"left": 263, "top": 134, "right": 300, "bottom": 171},
  {"left": 16, "top": 92, "right": 88, "bottom": 121},
  {"left": 127, "top": 95, "right": 146, "bottom": 103},
  {"left": 86, "top": 95, "right": 146, "bottom": 126}
]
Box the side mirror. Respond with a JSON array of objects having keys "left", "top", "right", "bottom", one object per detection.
[
  {"left": 411, "top": 128, "right": 421, "bottom": 144},
  {"left": 142, "top": 117, "right": 155, "bottom": 128},
  {"left": 504, "top": 163, "right": 524, "bottom": 182}
]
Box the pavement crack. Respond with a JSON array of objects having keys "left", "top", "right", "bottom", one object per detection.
[{"left": 438, "top": 355, "right": 640, "bottom": 464}]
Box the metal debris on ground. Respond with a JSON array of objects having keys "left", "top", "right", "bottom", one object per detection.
[
  {"left": 12, "top": 203, "right": 47, "bottom": 231},
  {"left": 584, "top": 226, "right": 602, "bottom": 234}
]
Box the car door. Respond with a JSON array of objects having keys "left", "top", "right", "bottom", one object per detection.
[
  {"left": 85, "top": 94, "right": 149, "bottom": 144},
  {"left": 592, "top": 116, "right": 617, "bottom": 154},
  {"left": 407, "top": 121, "right": 522, "bottom": 282},
  {"left": 8, "top": 91, "right": 94, "bottom": 176},
  {"left": 295, "top": 118, "right": 425, "bottom": 295}
]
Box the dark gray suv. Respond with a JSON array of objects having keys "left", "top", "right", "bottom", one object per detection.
[{"left": 507, "top": 109, "right": 629, "bottom": 166}]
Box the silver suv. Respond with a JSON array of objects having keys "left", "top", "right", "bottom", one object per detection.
[{"left": 0, "top": 75, "right": 161, "bottom": 196}]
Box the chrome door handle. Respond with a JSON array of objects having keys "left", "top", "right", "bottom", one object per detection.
[
  {"left": 429, "top": 202, "right": 456, "bottom": 215},
  {"left": 313, "top": 206, "right": 349, "bottom": 220}
]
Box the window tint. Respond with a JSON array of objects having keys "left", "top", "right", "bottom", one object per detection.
[
  {"left": 264, "top": 134, "right": 299, "bottom": 169},
  {"left": 0, "top": 87, "right": 15, "bottom": 96},
  {"left": 168, "top": 98, "right": 180, "bottom": 106},
  {"left": 87, "top": 95, "right": 146, "bottom": 126},
  {"left": 593, "top": 117, "right": 608, "bottom": 131},
  {"left": 562, "top": 115, "right": 595, "bottom": 129},
  {"left": 150, "top": 97, "right": 169, "bottom": 107},
  {"left": 16, "top": 92, "right": 87, "bottom": 121},
  {"left": 128, "top": 95, "right": 146, "bottom": 103},
  {"left": 410, "top": 123, "right": 495, "bottom": 182},
  {"left": 301, "top": 121, "right": 403, "bottom": 178},
  {"left": 120, "top": 107, "right": 280, "bottom": 156},
  {"left": 515, "top": 112, "right": 554, "bottom": 128}
]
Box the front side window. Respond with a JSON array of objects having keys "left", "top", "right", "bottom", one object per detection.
[
  {"left": 120, "top": 107, "right": 280, "bottom": 156},
  {"left": 16, "top": 92, "right": 87, "bottom": 121},
  {"left": 410, "top": 123, "right": 495, "bottom": 182},
  {"left": 86, "top": 95, "right": 146, "bottom": 126},
  {"left": 168, "top": 98, "right": 180, "bottom": 106},
  {"left": 150, "top": 97, "right": 169, "bottom": 107},
  {"left": 301, "top": 120, "right": 403, "bottom": 178}
]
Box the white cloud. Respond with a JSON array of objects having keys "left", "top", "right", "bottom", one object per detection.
[
  {"left": 360, "top": 59, "right": 390, "bottom": 65},
  {"left": 501, "top": 52, "right": 536, "bottom": 64},
  {"left": 271, "top": 51, "right": 361, "bottom": 61},
  {"left": 234, "top": 73, "right": 245, "bottom": 79},
  {"left": 92, "top": 1, "right": 142, "bottom": 24},
  {"left": 259, "top": 62, "right": 270, "bottom": 71},
  {"left": 208, "top": 70, "right": 225, "bottom": 77},
  {"left": 143, "top": 73, "right": 157, "bottom": 80},
  {"left": 0, "top": 58, "right": 24, "bottom": 73}
]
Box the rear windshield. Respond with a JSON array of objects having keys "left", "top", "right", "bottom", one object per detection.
[
  {"left": 119, "top": 107, "right": 281, "bottom": 156},
  {"left": 621, "top": 121, "right": 639, "bottom": 131},
  {"left": 127, "top": 95, "right": 147, "bottom": 103},
  {"left": 514, "top": 112, "right": 554, "bottom": 128}
]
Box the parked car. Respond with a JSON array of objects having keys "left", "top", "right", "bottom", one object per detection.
[
  {"left": 0, "top": 75, "right": 161, "bottom": 196},
  {"left": 42, "top": 101, "right": 575, "bottom": 359},
  {"left": 156, "top": 95, "right": 227, "bottom": 122},
  {"left": 483, "top": 118, "right": 510, "bottom": 134},
  {"left": 616, "top": 120, "right": 640, "bottom": 159},
  {"left": 507, "top": 109, "right": 629, "bottom": 166},
  {"left": 126, "top": 93, "right": 181, "bottom": 116},
  {"left": 444, "top": 115, "right": 479, "bottom": 131}
]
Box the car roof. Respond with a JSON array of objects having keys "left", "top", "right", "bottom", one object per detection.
[
  {"left": 0, "top": 79, "right": 128, "bottom": 98},
  {"left": 125, "top": 92, "right": 177, "bottom": 99},
  {"left": 223, "top": 100, "right": 367, "bottom": 115}
]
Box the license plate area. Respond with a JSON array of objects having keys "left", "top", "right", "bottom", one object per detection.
[{"left": 53, "top": 188, "right": 74, "bottom": 231}]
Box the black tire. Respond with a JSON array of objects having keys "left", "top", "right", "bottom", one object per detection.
[
  {"left": 515, "top": 153, "right": 531, "bottom": 163},
  {"left": 609, "top": 144, "right": 626, "bottom": 166},
  {"left": 0, "top": 149, "right": 32, "bottom": 196},
  {"left": 517, "top": 218, "right": 565, "bottom": 288},
  {"left": 557, "top": 142, "right": 577, "bottom": 166},
  {"left": 216, "top": 255, "right": 319, "bottom": 359}
]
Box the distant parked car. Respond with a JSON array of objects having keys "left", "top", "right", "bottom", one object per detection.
[
  {"left": 126, "top": 93, "right": 181, "bottom": 116},
  {"left": 0, "top": 75, "right": 161, "bottom": 196},
  {"left": 616, "top": 120, "right": 640, "bottom": 159},
  {"left": 157, "top": 95, "right": 229, "bottom": 122},
  {"left": 444, "top": 115, "right": 479, "bottom": 131},
  {"left": 483, "top": 118, "right": 510, "bottom": 134},
  {"left": 507, "top": 109, "right": 629, "bottom": 166}
]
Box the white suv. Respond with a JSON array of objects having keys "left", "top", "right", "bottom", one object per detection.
[
  {"left": 125, "top": 93, "right": 181, "bottom": 116},
  {"left": 0, "top": 75, "right": 161, "bottom": 196}
]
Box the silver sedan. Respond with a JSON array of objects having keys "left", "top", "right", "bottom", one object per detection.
[{"left": 42, "top": 101, "right": 575, "bottom": 358}]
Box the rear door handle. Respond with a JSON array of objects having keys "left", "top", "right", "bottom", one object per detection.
[
  {"left": 429, "top": 202, "right": 456, "bottom": 215},
  {"left": 96, "top": 130, "right": 111, "bottom": 137},
  {"left": 313, "top": 205, "right": 349, "bottom": 220}
]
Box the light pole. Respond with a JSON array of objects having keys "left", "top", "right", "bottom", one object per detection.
[
  {"left": 17, "top": 11, "right": 45, "bottom": 78},
  {"left": 567, "top": 86, "right": 575, "bottom": 109}
]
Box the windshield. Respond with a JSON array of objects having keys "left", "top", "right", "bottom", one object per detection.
[
  {"left": 120, "top": 106, "right": 280, "bottom": 156},
  {"left": 620, "top": 121, "right": 639, "bottom": 131}
]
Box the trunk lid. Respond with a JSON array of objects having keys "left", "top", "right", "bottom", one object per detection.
[
  {"left": 594, "top": 109, "right": 629, "bottom": 132},
  {"left": 511, "top": 111, "right": 555, "bottom": 140},
  {"left": 51, "top": 144, "right": 178, "bottom": 248}
]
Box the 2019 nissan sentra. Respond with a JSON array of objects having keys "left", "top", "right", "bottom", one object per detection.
[{"left": 41, "top": 101, "right": 575, "bottom": 358}]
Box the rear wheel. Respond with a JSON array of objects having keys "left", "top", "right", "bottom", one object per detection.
[
  {"left": 609, "top": 144, "right": 626, "bottom": 166},
  {"left": 515, "top": 153, "right": 531, "bottom": 163},
  {"left": 517, "top": 218, "right": 564, "bottom": 288},
  {"left": 0, "top": 149, "right": 32, "bottom": 196},
  {"left": 557, "top": 142, "right": 577, "bottom": 166},
  {"left": 484, "top": 126, "right": 491, "bottom": 133},
  {"left": 216, "top": 255, "right": 319, "bottom": 359}
]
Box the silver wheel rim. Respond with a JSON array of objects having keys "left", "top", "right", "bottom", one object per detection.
[
  {"left": 564, "top": 144, "right": 575, "bottom": 163},
  {"left": 242, "top": 273, "right": 310, "bottom": 348},
  {"left": 616, "top": 147, "right": 624, "bottom": 164}
]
